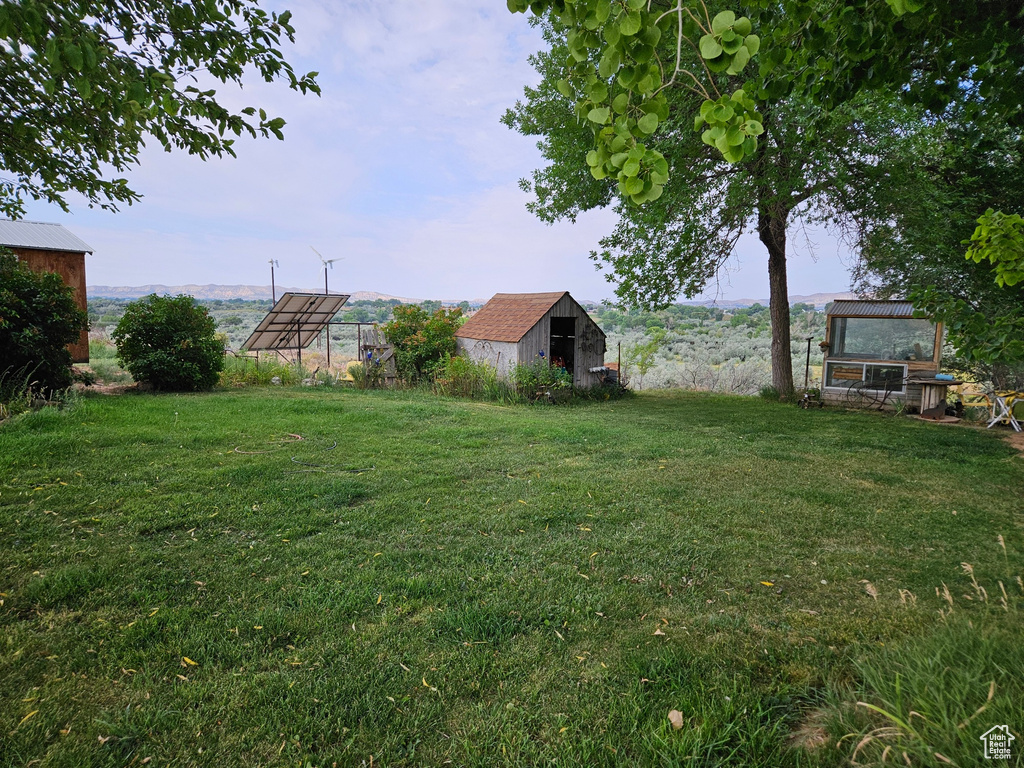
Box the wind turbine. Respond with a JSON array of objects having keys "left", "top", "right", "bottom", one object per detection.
[
  {"left": 268, "top": 259, "right": 280, "bottom": 303},
  {"left": 311, "top": 246, "right": 342, "bottom": 369},
  {"left": 311, "top": 246, "right": 341, "bottom": 295}
]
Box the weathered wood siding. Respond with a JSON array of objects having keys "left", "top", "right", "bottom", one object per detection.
[
  {"left": 12, "top": 247, "right": 89, "bottom": 362},
  {"left": 456, "top": 337, "right": 518, "bottom": 379},
  {"left": 516, "top": 293, "right": 607, "bottom": 387}
]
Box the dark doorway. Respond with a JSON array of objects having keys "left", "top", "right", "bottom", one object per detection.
[{"left": 550, "top": 317, "right": 576, "bottom": 378}]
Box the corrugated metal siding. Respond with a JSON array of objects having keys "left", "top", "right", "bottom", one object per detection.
[
  {"left": 827, "top": 300, "right": 917, "bottom": 318},
  {"left": 0, "top": 220, "right": 93, "bottom": 253}
]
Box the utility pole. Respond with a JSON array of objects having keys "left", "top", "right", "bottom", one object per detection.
[{"left": 269, "top": 259, "right": 279, "bottom": 303}]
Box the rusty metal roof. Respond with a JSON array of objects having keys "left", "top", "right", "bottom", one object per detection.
[
  {"left": 0, "top": 219, "right": 93, "bottom": 253},
  {"left": 456, "top": 292, "right": 569, "bottom": 343},
  {"left": 827, "top": 300, "right": 918, "bottom": 318}
]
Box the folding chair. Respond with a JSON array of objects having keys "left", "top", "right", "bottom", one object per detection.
[{"left": 988, "top": 392, "right": 1022, "bottom": 432}]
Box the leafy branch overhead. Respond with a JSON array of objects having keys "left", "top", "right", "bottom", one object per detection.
[
  {"left": 965, "top": 210, "right": 1024, "bottom": 289},
  {"left": 508, "top": 0, "right": 764, "bottom": 205},
  {"left": 0, "top": 0, "right": 320, "bottom": 218}
]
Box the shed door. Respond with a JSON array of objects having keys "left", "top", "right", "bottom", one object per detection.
[{"left": 550, "top": 317, "right": 575, "bottom": 377}]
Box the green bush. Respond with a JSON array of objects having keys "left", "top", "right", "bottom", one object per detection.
[
  {"left": 382, "top": 304, "right": 463, "bottom": 381},
  {"left": 435, "top": 355, "right": 509, "bottom": 399},
  {"left": 0, "top": 248, "right": 88, "bottom": 396},
  {"left": 112, "top": 294, "right": 224, "bottom": 391},
  {"left": 512, "top": 356, "right": 573, "bottom": 398}
]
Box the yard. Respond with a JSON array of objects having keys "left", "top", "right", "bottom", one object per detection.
[{"left": 1, "top": 389, "right": 1021, "bottom": 767}]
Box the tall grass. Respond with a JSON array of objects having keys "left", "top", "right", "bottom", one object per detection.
[
  {"left": 0, "top": 364, "right": 36, "bottom": 420},
  {"left": 814, "top": 549, "right": 1024, "bottom": 767}
]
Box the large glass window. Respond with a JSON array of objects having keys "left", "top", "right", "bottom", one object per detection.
[
  {"left": 825, "top": 361, "right": 907, "bottom": 393},
  {"left": 828, "top": 317, "right": 936, "bottom": 361}
]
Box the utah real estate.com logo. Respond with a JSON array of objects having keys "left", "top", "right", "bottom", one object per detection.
[{"left": 980, "top": 725, "right": 1015, "bottom": 760}]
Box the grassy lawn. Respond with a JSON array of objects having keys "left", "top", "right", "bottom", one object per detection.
[{"left": 1, "top": 388, "right": 1021, "bottom": 767}]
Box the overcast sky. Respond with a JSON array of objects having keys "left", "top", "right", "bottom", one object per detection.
[{"left": 21, "top": 0, "right": 856, "bottom": 303}]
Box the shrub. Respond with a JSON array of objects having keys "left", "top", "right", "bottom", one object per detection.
[
  {"left": 0, "top": 248, "right": 88, "bottom": 396},
  {"left": 382, "top": 304, "right": 463, "bottom": 381},
  {"left": 435, "top": 355, "right": 505, "bottom": 399},
  {"left": 112, "top": 294, "right": 224, "bottom": 391},
  {"left": 512, "top": 356, "right": 573, "bottom": 400}
]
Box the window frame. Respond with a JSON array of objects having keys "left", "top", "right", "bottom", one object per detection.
[{"left": 824, "top": 361, "right": 908, "bottom": 394}]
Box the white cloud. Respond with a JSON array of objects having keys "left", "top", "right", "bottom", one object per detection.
[{"left": 22, "top": 0, "right": 854, "bottom": 303}]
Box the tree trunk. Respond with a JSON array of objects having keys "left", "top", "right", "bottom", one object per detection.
[{"left": 758, "top": 205, "right": 794, "bottom": 396}]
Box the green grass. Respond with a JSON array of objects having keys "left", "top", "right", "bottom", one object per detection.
[{"left": 1, "top": 389, "right": 1021, "bottom": 767}]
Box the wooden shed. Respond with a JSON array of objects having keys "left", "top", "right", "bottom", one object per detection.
[
  {"left": 0, "top": 220, "right": 93, "bottom": 362},
  {"left": 821, "top": 300, "right": 943, "bottom": 410},
  {"left": 455, "top": 292, "right": 607, "bottom": 387}
]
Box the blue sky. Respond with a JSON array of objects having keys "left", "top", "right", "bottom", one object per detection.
[{"left": 21, "top": 0, "right": 855, "bottom": 303}]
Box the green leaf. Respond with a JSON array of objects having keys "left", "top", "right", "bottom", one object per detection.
[
  {"left": 586, "top": 149, "right": 599, "bottom": 166},
  {"left": 587, "top": 106, "right": 610, "bottom": 124},
  {"left": 699, "top": 34, "right": 723, "bottom": 60},
  {"left": 618, "top": 10, "right": 641, "bottom": 36},
  {"left": 610, "top": 151, "right": 628, "bottom": 168},
  {"left": 556, "top": 79, "right": 573, "bottom": 98},
  {"left": 74, "top": 77, "right": 93, "bottom": 99},
  {"left": 743, "top": 34, "right": 760, "bottom": 56},
  {"left": 65, "top": 43, "right": 83, "bottom": 72},
  {"left": 711, "top": 11, "right": 736, "bottom": 34},
  {"left": 588, "top": 81, "right": 609, "bottom": 102},
  {"left": 595, "top": 0, "right": 612, "bottom": 23},
  {"left": 726, "top": 46, "right": 751, "bottom": 74},
  {"left": 637, "top": 112, "right": 658, "bottom": 134},
  {"left": 598, "top": 49, "right": 620, "bottom": 78},
  {"left": 612, "top": 92, "right": 630, "bottom": 113},
  {"left": 723, "top": 145, "right": 744, "bottom": 163},
  {"left": 733, "top": 17, "right": 752, "bottom": 36},
  {"left": 603, "top": 23, "right": 621, "bottom": 46}
]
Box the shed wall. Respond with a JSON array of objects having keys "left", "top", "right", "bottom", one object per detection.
[
  {"left": 516, "top": 294, "right": 606, "bottom": 387},
  {"left": 12, "top": 247, "right": 89, "bottom": 362},
  {"left": 456, "top": 338, "right": 518, "bottom": 379}
]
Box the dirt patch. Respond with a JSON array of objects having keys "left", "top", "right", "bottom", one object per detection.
[
  {"left": 76, "top": 382, "right": 136, "bottom": 396},
  {"left": 1005, "top": 430, "right": 1024, "bottom": 457},
  {"left": 789, "top": 708, "right": 831, "bottom": 752}
]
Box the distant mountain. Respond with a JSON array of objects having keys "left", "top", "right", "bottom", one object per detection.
[
  {"left": 87, "top": 284, "right": 855, "bottom": 309},
  {"left": 682, "top": 291, "right": 856, "bottom": 310},
  {"left": 87, "top": 284, "right": 422, "bottom": 303}
]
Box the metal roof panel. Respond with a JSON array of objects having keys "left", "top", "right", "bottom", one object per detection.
[
  {"left": 0, "top": 219, "right": 93, "bottom": 253},
  {"left": 827, "top": 300, "right": 919, "bottom": 318}
]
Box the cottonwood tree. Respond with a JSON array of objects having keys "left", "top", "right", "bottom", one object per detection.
[
  {"left": 847, "top": 118, "right": 1024, "bottom": 388},
  {"left": 0, "top": 0, "right": 319, "bottom": 218},
  {"left": 505, "top": 1, "right": 1023, "bottom": 394},
  {"left": 504, "top": 15, "right": 926, "bottom": 394}
]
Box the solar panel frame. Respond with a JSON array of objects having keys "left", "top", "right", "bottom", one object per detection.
[{"left": 242, "top": 292, "right": 350, "bottom": 351}]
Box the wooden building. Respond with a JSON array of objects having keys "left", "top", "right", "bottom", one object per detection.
[
  {"left": 821, "top": 300, "right": 943, "bottom": 410},
  {"left": 455, "top": 292, "right": 607, "bottom": 387},
  {"left": 0, "top": 220, "right": 93, "bottom": 362}
]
